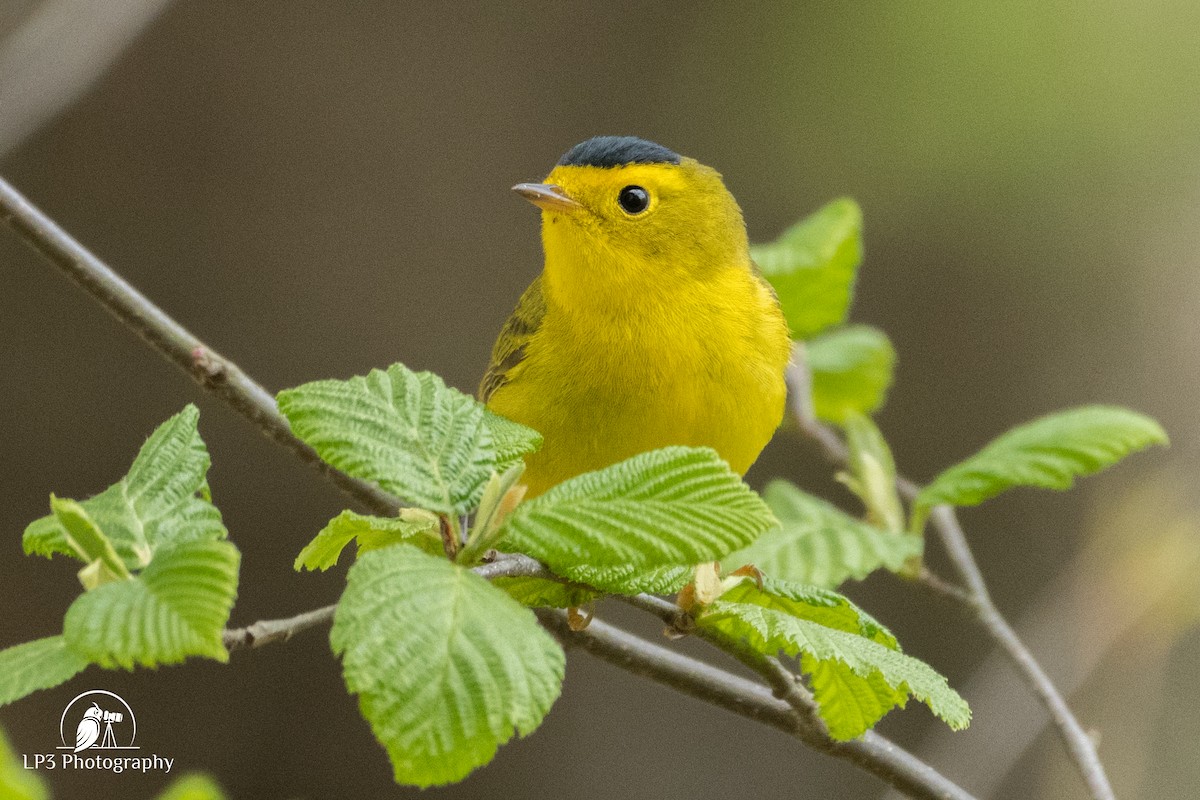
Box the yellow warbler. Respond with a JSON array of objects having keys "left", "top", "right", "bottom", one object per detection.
[{"left": 481, "top": 136, "right": 790, "bottom": 496}]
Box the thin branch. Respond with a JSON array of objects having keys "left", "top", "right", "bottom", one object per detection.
[
  {"left": 909, "top": 565, "right": 975, "bottom": 608},
  {"left": 609, "top": 594, "right": 976, "bottom": 800},
  {"left": 0, "top": 176, "right": 400, "bottom": 517},
  {"left": 923, "top": 509, "right": 1113, "bottom": 800},
  {"left": 618, "top": 594, "right": 825, "bottom": 727},
  {"left": 473, "top": 552, "right": 553, "bottom": 581},
  {"left": 786, "top": 352, "right": 1116, "bottom": 800},
  {"left": 223, "top": 604, "right": 335, "bottom": 651},
  {"left": 535, "top": 608, "right": 797, "bottom": 732},
  {"left": 222, "top": 555, "right": 552, "bottom": 651},
  {"left": 4, "top": 173, "right": 976, "bottom": 800},
  {"left": 788, "top": 343, "right": 851, "bottom": 463}
]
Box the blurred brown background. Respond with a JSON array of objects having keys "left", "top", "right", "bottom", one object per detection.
[{"left": 1, "top": 2, "right": 1197, "bottom": 798}]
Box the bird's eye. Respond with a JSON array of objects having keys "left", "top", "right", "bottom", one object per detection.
[{"left": 617, "top": 185, "right": 650, "bottom": 214}]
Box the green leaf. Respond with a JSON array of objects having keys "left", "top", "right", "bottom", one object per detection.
[
  {"left": 700, "top": 600, "right": 969, "bottom": 739},
  {"left": 0, "top": 636, "right": 89, "bottom": 707},
  {"left": 50, "top": 496, "right": 132, "bottom": 588},
  {"left": 722, "top": 577, "right": 912, "bottom": 738},
  {"left": 495, "top": 563, "right": 691, "bottom": 607},
  {"left": 63, "top": 540, "right": 240, "bottom": 669},
  {"left": 807, "top": 325, "right": 895, "bottom": 423},
  {"left": 24, "top": 405, "right": 226, "bottom": 569},
  {"left": 493, "top": 577, "right": 599, "bottom": 609},
  {"left": 278, "top": 364, "right": 526, "bottom": 514},
  {"left": 295, "top": 509, "right": 441, "bottom": 571},
  {"left": 154, "top": 773, "right": 229, "bottom": 800},
  {"left": 804, "top": 656, "right": 908, "bottom": 740},
  {"left": 751, "top": 198, "right": 862, "bottom": 339},
  {"left": 332, "top": 546, "right": 564, "bottom": 787},
  {"left": 724, "top": 481, "right": 921, "bottom": 589},
  {"left": 915, "top": 405, "right": 1169, "bottom": 521},
  {"left": 561, "top": 563, "right": 694, "bottom": 595},
  {"left": 499, "top": 447, "right": 776, "bottom": 575},
  {"left": 0, "top": 724, "right": 48, "bottom": 800},
  {"left": 719, "top": 576, "right": 897, "bottom": 645},
  {"left": 482, "top": 409, "right": 542, "bottom": 471},
  {"left": 839, "top": 413, "right": 905, "bottom": 533},
  {"left": 459, "top": 463, "right": 528, "bottom": 566}
]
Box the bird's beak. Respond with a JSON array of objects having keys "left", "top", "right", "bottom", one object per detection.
[{"left": 512, "top": 183, "right": 581, "bottom": 212}]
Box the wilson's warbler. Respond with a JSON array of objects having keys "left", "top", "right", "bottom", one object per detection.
[{"left": 481, "top": 136, "right": 790, "bottom": 497}]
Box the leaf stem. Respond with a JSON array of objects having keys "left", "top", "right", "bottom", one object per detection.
[{"left": 786, "top": 352, "right": 1116, "bottom": 800}]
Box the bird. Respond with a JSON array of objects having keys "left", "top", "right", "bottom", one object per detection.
[
  {"left": 74, "top": 703, "right": 102, "bottom": 752},
  {"left": 480, "top": 136, "right": 790, "bottom": 497}
]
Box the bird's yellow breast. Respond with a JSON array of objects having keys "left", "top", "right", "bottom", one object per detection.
[{"left": 487, "top": 266, "right": 789, "bottom": 497}]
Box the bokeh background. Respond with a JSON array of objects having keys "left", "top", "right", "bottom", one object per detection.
[{"left": 2, "top": 2, "right": 1198, "bottom": 798}]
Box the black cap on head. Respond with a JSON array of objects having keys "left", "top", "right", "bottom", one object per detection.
[{"left": 557, "top": 136, "right": 682, "bottom": 169}]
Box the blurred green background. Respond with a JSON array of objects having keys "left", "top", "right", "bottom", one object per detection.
[{"left": 1, "top": 2, "right": 1197, "bottom": 798}]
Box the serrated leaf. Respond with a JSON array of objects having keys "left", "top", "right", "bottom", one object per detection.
[
  {"left": 493, "top": 577, "right": 599, "bottom": 609},
  {"left": 499, "top": 447, "right": 776, "bottom": 575},
  {"left": 154, "top": 773, "right": 229, "bottom": 800},
  {"left": 915, "top": 405, "right": 1169, "bottom": 520},
  {"left": 700, "top": 600, "right": 969, "bottom": 739},
  {"left": 63, "top": 540, "right": 240, "bottom": 669},
  {"left": 751, "top": 198, "right": 862, "bottom": 339},
  {"left": 807, "top": 325, "right": 895, "bottom": 423},
  {"left": 722, "top": 577, "right": 910, "bottom": 738},
  {"left": 562, "top": 563, "right": 694, "bottom": 595},
  {"left": 278, "top": 364, "right": 516, "bottom": 514},
  {"left": 495, "top": 563, "right": 691, "bottom": 606},
  {"left": 482, "top": 409, "right": 542, "bottom": 471},
  {"left": 804, "top": 655, "right": 908, "bottom": 740},
  {"left": 332, "top": 546, "right": 564, "bottom": 787},
  {"left": 295, "top": 509, "right": 441, "bottom": 571},
  {"left": 724, "top": 481, "right": 921, "bottom": 589},
  {"left": 24, "top": 406, "right": 226, "bottom": 568},
  {"left": 0, "top": 636, "right": 89, "bottom": 707},
  {"left": 719, "top": 576, "right": 897, "bottom": 646}
]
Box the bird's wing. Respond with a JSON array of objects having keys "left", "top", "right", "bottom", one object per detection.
[
  {"left": 75, "top": 718, "right": 100, "bottom": 752},
  {"left": 479, "top": 276, "right": 546, "bottom": 403}
]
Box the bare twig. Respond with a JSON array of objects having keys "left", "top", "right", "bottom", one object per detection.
[
  {"left": 3, "top": 173, "right": 976, "bottom": 800},
  {"left": 473, "top": 552, "right": 553, "bottom": 581},
  {"left": 786, "top": 350, "right": 1116, "bottom": 800},
  {"left": 223, "top": 604, "right": 336, "bottom": 651},
  {"left": 910, "top": 565, "right": 975, "bottom": 607},
  {"left": 925, "top": 505, "right": 1114, "bottom": 800},
  {"left": 0, "top": 176, "right": 399, "bottom": 517}
]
